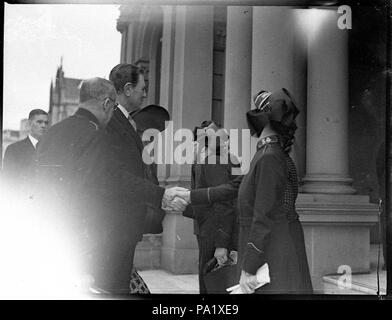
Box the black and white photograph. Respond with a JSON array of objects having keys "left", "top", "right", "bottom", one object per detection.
[{"left": 0, "top": 0, "right": 391, "bottom": 306}]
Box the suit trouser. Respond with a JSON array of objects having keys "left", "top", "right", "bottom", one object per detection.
[{"left": 90, "top": 215, "right": 140, "bottom": 295}]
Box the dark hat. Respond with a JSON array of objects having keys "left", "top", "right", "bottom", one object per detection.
[
  {"left": 246, "top": 88, "right": 299, "bottom": 137},
  {"left": 132, "top": 104, "right": 170, "bottom": 132}
]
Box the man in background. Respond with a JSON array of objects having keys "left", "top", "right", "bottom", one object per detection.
[{"left": 2, "top": 109, "right": 49, "bottom": 190}]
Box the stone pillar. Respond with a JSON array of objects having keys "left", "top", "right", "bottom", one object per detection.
[
  {"left": 157, "top": 5, "right": 176, "bottom": 185},
  {"left": 292, "top": 9, "right": 308, "bottom": 181},
  {"left": 223, "top": 7, "right": 252, "bottom": 169},
  {"left": 251, "top": 7, "right": 307, "bottom": 174},
  {"left": 223, "top": 6, "right": 252, "bottom": 131},
  {"left": 159, "top": 6, "right": 175, "bottom": 117},
  {"left": 117, "top": 21, "right": 128, "bottom": 63},
  {"left": 302, "top": 8, "right": 355, "bottom": 195},
  {"left": 251, "top": 7, "right": 298, "bottom": 96},
  {"left": 161, "top": 5, "right": 214, "bottom": 274},
  {"left": 296, "top": 8, "right": 378, "bottom": 292}
]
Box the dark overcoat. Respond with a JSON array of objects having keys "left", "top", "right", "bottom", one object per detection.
[
  {"left": 36, "top": 107, "right": 164, "bottom": 293},
  {"left": 237, "top": 142, "right": 313, "bottom": 294}
]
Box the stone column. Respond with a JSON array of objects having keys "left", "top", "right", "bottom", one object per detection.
[
  {"left": 157, "top": 5, "right": 176, "bottom": 185},
  {"left": 223, "top": 6, "right": 252, "bottom": 131},
  {"left": 117, "top": 5, "right": 143, "bottom": 64},
  {"left": 117, "top": 21, "right": 128, "bottom": 63},
  {"left": 251, "top": 7, "right": 298, "bottom": 96},
  {"left": 161, "top": 5, "right": 214, "bottom": 274},
  {"left": 223, "top": 7, "right": 253, "bottom": 170},
  {"left": 159, "top": 6, "right": 175, "bottom": 117},
  {"left": 302, "top": 8, "right": 354, "bottom": 194},
  {"left": 251, "top": 7, "right": 307, "bottom": 173},
  {"left": 296, "top": 8, "right": 378, "bottom": 292}
]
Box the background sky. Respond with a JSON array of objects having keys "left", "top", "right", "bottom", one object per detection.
[{"left": 3, "top": 4, "right": 122, "bottom": 130}]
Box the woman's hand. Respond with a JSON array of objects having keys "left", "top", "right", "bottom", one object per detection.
[
  {"left": 229, "top": 250, "right": 238, "bottom": 264},
  {"left": 214, "top": 247, "right": 228, "bottom": 266},
  {"left": 239, "top": 270, "right": 258, "bottom": 294}
]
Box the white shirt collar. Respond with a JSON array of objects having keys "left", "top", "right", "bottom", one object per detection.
[
  {"left": 28, "top": 134, "right": 39, "bottom": 149},
  {"left": 117, "top": 104, "right": 129, "bottom": 119}
]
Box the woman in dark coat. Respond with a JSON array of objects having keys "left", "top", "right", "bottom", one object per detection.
[
  {"left": 238, "top": 88, "right": 313, "bottom": 294},
  {"left": 183, "top": 120, "right": 240, "bottom": 294}
]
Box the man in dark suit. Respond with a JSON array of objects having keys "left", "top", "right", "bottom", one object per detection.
[
  {"left": 2, "top": 109, "right": 49, "bottom": 192},
  {"left": 106, "top": 64, "right": 187, "bottom": 294},
  {"left": 36, "top": 78, "right": 118, "bottom": 289}
]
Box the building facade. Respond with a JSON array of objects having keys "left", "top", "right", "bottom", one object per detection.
[
  {"left": 116, "top": 4, "right": 387, "bottom": 291},
  {"left": 49, "top": 61, "right": 82, "bottom": 125}
]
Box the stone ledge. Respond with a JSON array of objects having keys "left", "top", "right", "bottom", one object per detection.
[
  {"left": 297, "top": 193, "right": 379, "bottom": 224},
  {"left": 134, "top": 234, "right": 163, "bottom": 270},
  {"left": 297, "top": 193, "right": 376, "bottom": 204},
  {"left": 323, "top": 274, "right": 386, "bottom": 295}
]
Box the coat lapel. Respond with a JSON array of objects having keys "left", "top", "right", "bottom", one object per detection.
[
  {"left": 23, "top": 137, "right": 37, "bottom": 153},
  {"left": 112, "top": 108, "right": 144, "bottom": 154}
]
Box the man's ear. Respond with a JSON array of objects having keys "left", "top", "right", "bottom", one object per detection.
[
  {"left": 123, "top": 82, "right": 134, "bottom": 96},
  {"left": 102, "top": 98, "right": 110, "bottom": 113}
]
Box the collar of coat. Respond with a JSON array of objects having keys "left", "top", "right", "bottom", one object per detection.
[{"left": 74, "top": 108, "right": 100, "bottom": 129}]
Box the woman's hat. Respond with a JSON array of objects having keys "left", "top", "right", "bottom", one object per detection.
[
  {"left": 132, "top": 104, "right": 170, "bottom": 132},
  {"left": 246, "top": 88, "right": 299, "bottom": 137}
]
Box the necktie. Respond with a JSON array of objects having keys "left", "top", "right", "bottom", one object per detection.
[{"left": 128, "top": 114, "right": 137, "bottom": 131}]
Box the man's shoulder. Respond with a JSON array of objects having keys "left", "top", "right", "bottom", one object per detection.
[
  {"left": 48, "top": 116, "right": 98, "bottom": 138},
  {"left": 5, "top": 137, "right": 31, "bottom": 153}
]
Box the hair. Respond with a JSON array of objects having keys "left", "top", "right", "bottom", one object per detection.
[
  {"left": 269, "top": 119, "right": 297, "bottom": 153},
  {"left": 79, "top": 77, "right": 115, "bottom": 103},
  {"left": 28, "top": 109, "right": 48, "bottom": 120},
  {"left": 197, "top": 120, "right": 224, "bottom": 150},
  {"left": 109, "top": 64, "right": 144, "bottom": 93}
]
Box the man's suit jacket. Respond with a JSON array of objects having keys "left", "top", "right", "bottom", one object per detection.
[
  {"left": 105, "top": 107, "right": 165, "bottom": 240},
  {"left": 2, "top": 137, "right": 37, "bottom": 188}
]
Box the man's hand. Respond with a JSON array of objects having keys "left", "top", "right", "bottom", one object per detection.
[
  {"left": 162, "top": 187, "right": 190, "bottom": 213},
  {"left": 214, "top": 247, "right": 228, "bottom": 266},
  {"left": 173, "top": 189, "right": 191, "bottom": 204},
  {"left": 239, "top": 270, "right": 258, "bottom": 294}
]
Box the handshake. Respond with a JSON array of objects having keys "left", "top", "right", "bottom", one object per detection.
[{"left": 161, "top": 186, "right": 191, "bottom": 213}]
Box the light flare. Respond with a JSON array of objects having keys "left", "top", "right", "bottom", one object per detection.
[{"left": 0, "top": 183, "right": 92, "bottom": 299}]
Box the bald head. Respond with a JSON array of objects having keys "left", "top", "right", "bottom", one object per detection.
[
  {"left": 80, "top": 77, "right": 116, "bottom": 104},
  {"left": 79, "top": 77, "right": 117, "bottom": 127}
]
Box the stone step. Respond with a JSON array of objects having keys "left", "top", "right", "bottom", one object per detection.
[
  {"left": 323, "top": 243, "right": 386, "bottom": 295},
  {"left": 323, "top": 275, "right": 385, "bottom": 295}
]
